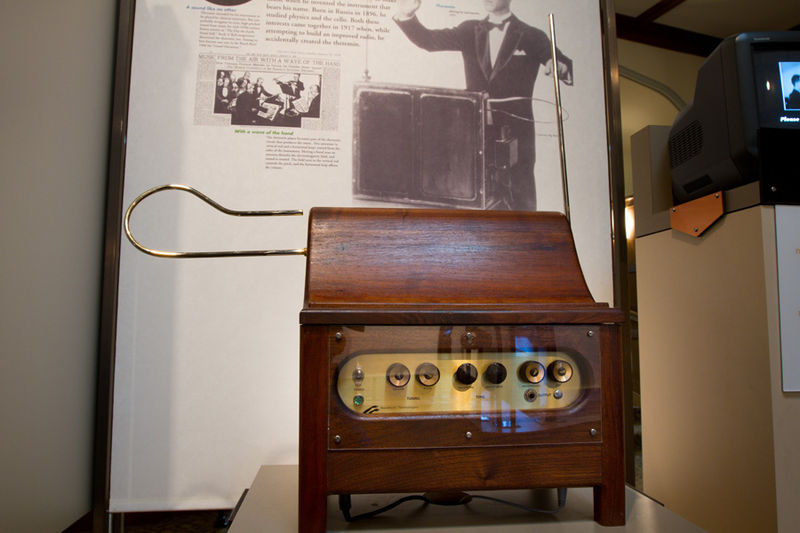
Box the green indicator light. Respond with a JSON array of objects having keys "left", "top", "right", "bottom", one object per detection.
[{"left": 353, "top": 395, "right": 364, "bottom": 406}]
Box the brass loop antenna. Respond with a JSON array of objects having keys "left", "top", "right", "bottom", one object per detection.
[{"left": 124, "top": 184, "right": 307, "bottom": 258}]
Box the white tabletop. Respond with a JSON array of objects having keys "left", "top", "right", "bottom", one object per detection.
[{"left": 229, "top": 465, "right": 706, "bottom": 532}]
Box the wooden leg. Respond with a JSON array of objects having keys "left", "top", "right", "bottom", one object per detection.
[
  {"left": 595, "top": 325, "right": 626, "bottom": 526},
  {"left": 298, "top": 462, "right": 327, "bottom": 532},
  {"left": 594, "top": 481, "right": 625, "bottom": 526},
  {"left": 299, "top": 325, "right": 329, "bottom": 533}
]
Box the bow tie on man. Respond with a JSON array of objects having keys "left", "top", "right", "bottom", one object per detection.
[{"left": 482, "top": 18, "right": 510, "bottom": 31}]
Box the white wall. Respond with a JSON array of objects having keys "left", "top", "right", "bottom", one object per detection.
[{"left": 0, "top": 1, "right": 116, "bottom": 531}]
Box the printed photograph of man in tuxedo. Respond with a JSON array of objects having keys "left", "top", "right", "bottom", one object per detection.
[{"left": 393, "top": 0, "right": 573, "bottom": 211}]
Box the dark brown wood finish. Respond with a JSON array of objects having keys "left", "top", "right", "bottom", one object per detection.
[
  {"left": 300, "top": 305, "right": 622, "bottom": 325},
  {"left": 635, "top": 0, "right": 688, "bottom": 23},
  {"left": 327, "top": 445, "right": 603, "bottom": 494},
  {"left": 616, "top": 13, "right": 721, "bottom": 57},
  {"left": 304, "top": 208, "right": 594, "bottom": 307},
  {"left": 298, "top": 325, "right": 330, "bottom": 533},
  {"left": 594, "top": 325, "right": 626, "bottom": 526},
  {"left": 298, "top": 208, "right": 626, "bottom": 531}
]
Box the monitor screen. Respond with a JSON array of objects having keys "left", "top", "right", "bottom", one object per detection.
[
  {"left": 779, "top": 61, "right": 800, "bottom": 111},
  {"left": 752, "top": 45, "right": 800, "bottom": 129}
]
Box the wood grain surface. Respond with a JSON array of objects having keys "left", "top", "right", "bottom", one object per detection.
[{"left": 304, "top": 208, "right": 595, "bottom": 307}]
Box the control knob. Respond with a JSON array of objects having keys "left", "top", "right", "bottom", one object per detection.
[
  {"left": 519, "top": 361, "right": 545, "bottom": 384},
  {"left": 547, "top": 360, "right": 573, "bottom": 383},
  {"left": 483, "top": 362, "right": 507, "bottom": 384},
  {"left": 455, "top": 363, "right": 478, "bottom": 385},
  {"left": 415, "top": 362, "right": 441, "bottom": 387},
  {"left": 386, "top": 363, "right": 411, "bottom": 388}
]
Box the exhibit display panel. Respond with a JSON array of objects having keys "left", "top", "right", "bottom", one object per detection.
[{"left": 98, "top": 0, "right": 625, "bottom": 516}]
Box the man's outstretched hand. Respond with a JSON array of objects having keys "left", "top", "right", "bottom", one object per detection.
[
  {"left": 395, "top": 0, "right": 422, "bottom": 20},
  {"left": 543, "top": 58, "right": 574, "bottom": 85}
]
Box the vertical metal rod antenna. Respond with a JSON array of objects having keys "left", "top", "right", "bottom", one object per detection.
[{"left": 548, "top": 13, "right": 570, "bottom": 224}]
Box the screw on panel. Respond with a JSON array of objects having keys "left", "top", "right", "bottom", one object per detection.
[
  {"left": 587, "top": 330, "right": 594, "bottom": 337},
  {"left": 333, "top": 435, "right": 342, "bottom": 444}
]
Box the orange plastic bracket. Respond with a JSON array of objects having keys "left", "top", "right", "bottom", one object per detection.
[{"left": 670, "top": 191, "right": 724, "bottom": 237}]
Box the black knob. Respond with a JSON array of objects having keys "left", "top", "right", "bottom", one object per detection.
[
  {"left": 455, "top": 363, "right": 478, "bottom": 385},
  {"left": 483, "top": 362, "right": 507, "bottom": 384}
]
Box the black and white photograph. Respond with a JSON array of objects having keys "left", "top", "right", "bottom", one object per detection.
[
  {"left": 353, "top": 0, "right": 574, "bottom": 211},
  {"left": 780, "top": 61, "right": 800, "bottom": 110},
  {"left": 214, "top": 69, "right": 321, "bottom": 127}
]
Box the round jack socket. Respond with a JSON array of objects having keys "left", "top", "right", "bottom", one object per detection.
[{"left": 523, "top": 389, "right": 537, "bottom": 402}]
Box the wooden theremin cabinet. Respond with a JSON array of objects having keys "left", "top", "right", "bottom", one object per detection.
[{"left": 298, "top": 207, "right": 625, "bottom": 531}]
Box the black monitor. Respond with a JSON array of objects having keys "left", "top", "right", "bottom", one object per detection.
[{"left": 668, "top": 32, "right": 800, "bottom": 205}]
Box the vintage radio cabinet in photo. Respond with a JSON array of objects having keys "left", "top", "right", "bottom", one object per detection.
[
  {"left": 298, "top": 207, "right": 625, "bottom": 531},
  {"left": 352, "top": 83, "right": 491, "bottom": 209}
]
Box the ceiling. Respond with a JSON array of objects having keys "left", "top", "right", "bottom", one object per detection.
[{"left": 614, "top": 0, "right": 800, "bottom": 56}]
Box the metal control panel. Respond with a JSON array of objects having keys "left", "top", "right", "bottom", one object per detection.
[{"left": 336, "top": 351, "right": 586, "bottom": 415}]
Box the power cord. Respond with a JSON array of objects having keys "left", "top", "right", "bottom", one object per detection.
[{"left": 338, "top": 488, "right": 567, "bottom": 522}]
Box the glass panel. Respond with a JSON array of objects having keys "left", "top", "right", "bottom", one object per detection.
[
  {"left": 337, "top": 350, "right": 585, "bottom": 415},
  {"left": 329, "top": 325, "right": 602, "bottom": 449}
]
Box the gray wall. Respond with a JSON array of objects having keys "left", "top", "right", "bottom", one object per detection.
[
  {"left": 617, "top": 39, "right": 705, "bottom": 196},
  {"left": 0, "top": 1, "right": 116, "bottom": 531}
]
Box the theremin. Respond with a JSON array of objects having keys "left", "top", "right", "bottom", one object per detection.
[
  {"left": 125, "top": 193, "right": 626, "bottom": 530},
  {"left": 296, "top": 207, "right": 625, "bottom": 531}
]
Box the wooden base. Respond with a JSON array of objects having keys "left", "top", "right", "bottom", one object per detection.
[{"left": 299, "top": 324, "right": 625, "bottom": 531}]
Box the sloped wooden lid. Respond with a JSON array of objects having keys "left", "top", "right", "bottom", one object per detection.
[{"left": 301, "top": 208, "right": 613, "bottom": 324}]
